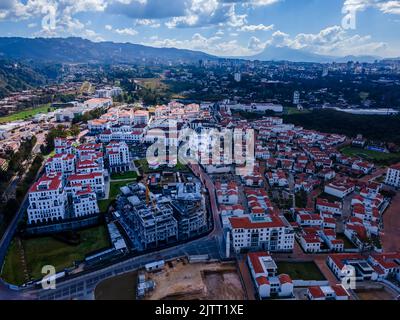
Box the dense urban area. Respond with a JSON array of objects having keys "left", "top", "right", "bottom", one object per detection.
[{"left": 0, "top": 55, "right": 400, "bottom": 301}]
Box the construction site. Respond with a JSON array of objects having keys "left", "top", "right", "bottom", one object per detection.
[{"left": 144, "top": 258, "right": 246, "bottom": 300}]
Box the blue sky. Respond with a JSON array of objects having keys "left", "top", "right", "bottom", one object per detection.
[{"left": 0, "top": 0, "right": 399, "bottom": 57}]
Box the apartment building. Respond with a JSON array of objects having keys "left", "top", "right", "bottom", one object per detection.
[
  {"left": 27, "top": 173, "right": 68, "bottom": 224},
  {"left": 72, "top": 185, "right": 100, "bottom": 218},
  {"left": 385, "top": 164, "right": 400, "bottom": 188},
  {"left": 133, "top": 110, "right": 150, "bottom": 125},
  {"left": 106, "top": 141, "right": 130, "bottom": 173},
  {"left": 132, "top": 203, "right": 178, "bottom": 249},
  {"left": 45, "top": 153, "right": 76, "bottom": 178},
  {"left": 215, "top": 181, "right": 239, "bottom": 205},
  {"left": 54, "top": 137, "right": 73, "bottom": 154},
  {"left": 67, "top": 172, "right": 105, "bottom": 197},
  {"left": 229, "top": 215, "right": 294, "bottom": 253}
]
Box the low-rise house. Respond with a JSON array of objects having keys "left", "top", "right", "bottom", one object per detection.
[
  {"left": 316, "top": 198, "right": 343, "bottom": 216},
  {"left": 247, "top": 252, "right": 294, "bottom": 299},
  {"left": 324, "top": 181, "right": 355, "bottom": 199},
  {"left": 307, "top": 285, "right": 349, "bottom": 300}
]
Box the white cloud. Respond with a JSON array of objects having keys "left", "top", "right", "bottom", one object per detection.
[
  {"left": 343, "top": 0, "right": 400, "bottom": 15},
  {"left": 142, "top": 32, "right": 260, "bottom": 56},
  {"left": 240, "top": 23, "right": 274, "bottom": 32},
  {"left": 135, "top": 19, "right": 161, "bottom": 28},
  {"left": 114, "top": 27, "right": 138, "bottom": 36},
  {"left": 247, "top": 36, "right": 265, "bottom": 51},
  {"left": 264, "top": 25, "right": 387, "bottom": 56}
]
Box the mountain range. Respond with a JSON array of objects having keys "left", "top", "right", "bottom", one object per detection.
[
  {"left": 246, "top": 45, "right": 380, "bottom": 63},
  {"left": 0, "top": 37, "right": 214, "bottom": 64},
  {"left": 0, "top": 37, "right": 387, "bottom": 65}
]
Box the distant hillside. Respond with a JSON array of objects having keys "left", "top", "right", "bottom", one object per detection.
[
  {"left": 247, "top": 45, "right": 380, "bottom": 63},
  {"left": 0, "top": 37, "right": 215, "bottom": 64},
  {"left": 0, "top": 60, "right": 49, "bottom": 98}
]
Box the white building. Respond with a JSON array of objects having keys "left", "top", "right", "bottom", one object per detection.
[
  {"left": 324, "top": 181, "right": 355, "bottom": 199},
  {"left": 134, "top": 110, "right": 150, "bottom": 125},
  {"left": 307, "top": 285, "right": 349, "bottom": 300},
  {"left": 72, "top": 185, "right": 100, "bottom": 218},
  {"left": 54, "top": 138, "right": 73, "bottom": 154},
  {"left": 234, "top": 72, "right": 241, "bottom": 82},
  {"left": 106, "top": 141, "right": 130, "bottom": 173},
  {"left": 27, "top": 173, "right": 68, "bottom": 224},
  {"left": 228, "top": 103, "right": 283, "bottom": 113},
  {"left": 316, "top": 198, "right": 343, "bottom": 216},
  {"left": 84, "top": 98, "right": 113, "bottom": 109},
  {"left": 45, "top": 153, "right": 76, "bottom": 178},
  {"left": 229, "top": 215, "right": 294, "bottom": 253},
  {"left": 247, "top": 252, "right": 293, "bottom": 299},
  {"left": 67, "top": 172, "right": 105, "bottom": 197},
  {"left": 215, "top": 181, "right": 239, "bottom": 205},
  {"left": 293, "top": 91, "right": 300, "bottom": 105},
  {"left": 385, "top": 164, "right": 400, "bottom": 188}
]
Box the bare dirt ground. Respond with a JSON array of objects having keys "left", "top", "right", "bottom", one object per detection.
[
  {"left": 95, "top": 271, "right": 138, "bottom": 300},
  {"left": 354, "top": 281, "right": 398, "bottom": 300},
  {"left": 382, "top": 192, "right": 400, "bottom": 252},
  {"left": 145, "top": 260, "right": 245, "bottom": 300},
  {"left": 355, "top": 288, "right": 397, "bottom": 300}
]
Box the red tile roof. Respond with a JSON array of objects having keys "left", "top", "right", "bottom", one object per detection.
[{"left": 308, "top": 286, "right": 325, "bottom": 299}]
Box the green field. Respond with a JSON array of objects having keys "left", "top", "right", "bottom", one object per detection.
[
  {"left": 109, "top": 180, "right": 136, "bottom": 199},
  {"left": 110, "top": 171, "right": 138, "bottom": 180},
  {"left": 0, "top": 240, "right": 27, "bottom": 286},
  {"left": 0, "top": 104, "right": 51, "bottom": 124},
  {"left": 97, "top": 179, "right": 137, "bottom": 213},
  {"left": 284, "top": 106, "right": 311, "bottom": 115},
  {"left": 1, "top": 225, "right": 110, "bottom": 285},
  {"left": 276, "top": 261, "right": 326, "bottom": 281},
  {"left": 97, "top": 199, "right": 114, "bottom": 214},
  {"left": 340, "top": 146, "right": 400, "bottom": 164}
]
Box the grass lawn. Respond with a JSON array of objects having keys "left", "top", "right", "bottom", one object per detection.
[
  {"left": 0, "top": 240, "right": 26, "bottom": 286},
  {"left": 109, "top": 180, "right": 136, "bottom": 199},
  {"left": 110, "top": 171, "right": 138, "bottom": 180},
  {"left": 1, "top": 225, "right": 110, "bottom": 285},
  {"left": 276, "top": 261, "right": 326, "bottom": 281},
  {"left": 137, "top": 78, "right": 169, "bottom": 92},
  {"left": 97, "top": 179, "right": 137, "bottom": 213},
  {"left": 340, "top": 146, "right": 400, "bottom": 164},
  {"left": 0, "top": 104, "right": 51, "bottom": 124},
  {"left": 98, "top": 199, "right": 114, "bottom": 213},
  {"left": 285, "top": 107, "right": 311, "bottom": 115}
]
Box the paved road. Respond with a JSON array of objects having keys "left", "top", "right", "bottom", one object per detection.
[{"left": 189, "top": 164, "right": 222, "bottom": 236}]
